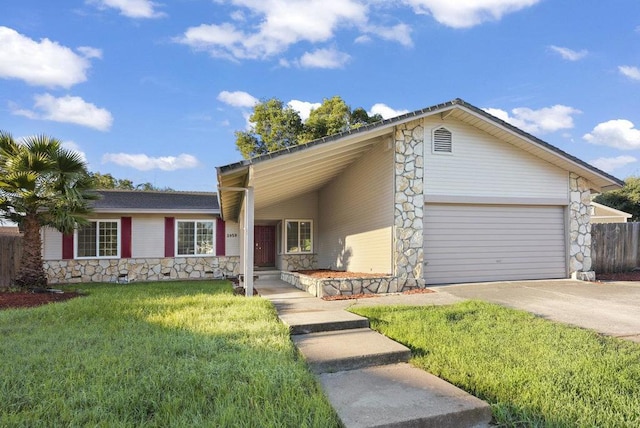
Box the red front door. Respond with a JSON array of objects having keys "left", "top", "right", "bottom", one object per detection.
[{"left": 254, "top": 225, "right": 276, "bottom": 267}]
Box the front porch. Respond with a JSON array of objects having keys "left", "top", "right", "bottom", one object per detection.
[{"left": 218, "top": 122, "right": 427, "bottom": 297}]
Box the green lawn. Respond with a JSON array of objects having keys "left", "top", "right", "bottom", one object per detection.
[
  {"left": 351, "top": 301, "right": 640, "bottom": 428},
  {"left": 0, "top": 281, "right": 340, "bottom": 427}
]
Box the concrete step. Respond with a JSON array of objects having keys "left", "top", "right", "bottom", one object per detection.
[
  {"left": 280, "top": 310, "right": 370, "bottom": 335},
  {"left": 254, "top": 271, "right": 281, "bottom": 281},
  {"left": 292, "top": 328, "right": 411, "bottom": 374},
  {"left": 319, "top": 363, "right": 492, "bottom": 428}
]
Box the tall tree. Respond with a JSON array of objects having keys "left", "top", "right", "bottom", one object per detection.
[
  {"left": 89, "top": 172, "right": 134, "bottom": 190},
  {"left": 593, "top": 176, "right": 640, "bottom": 221},
  {"left": 235, "top": 98, "right": 303, "bottom": 159},
  {"left": 301, "top": 96, "right": 351, "bottom": 142},
  {"left": 350, "top": 107, "right": 383, "bottom": 128},
  {"left": 235, "top": 96, "right": 385, "bottom": 159},
  {"left": 89, "top": 171, "right": 172, "bottom": 191},
  {"left": 0, "top": 132, "right": 98, "bottom": 287}
]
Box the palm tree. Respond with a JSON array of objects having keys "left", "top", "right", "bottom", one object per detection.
[{"left": 0, "top": 131, "right": 98, "bottom": 288}]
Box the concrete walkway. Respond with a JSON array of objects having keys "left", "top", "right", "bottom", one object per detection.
[
  {"left": 256, "top": 278, "right": 492, "bottom": 428},
  {"left": 255, "top": 276, "right": 640, "bottom": 426}
]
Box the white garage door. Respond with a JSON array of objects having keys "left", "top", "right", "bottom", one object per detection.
[{"left": 424, "top": 204, "right": 567, "bottom": 285}]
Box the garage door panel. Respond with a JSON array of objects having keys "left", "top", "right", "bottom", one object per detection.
[
  {"left": 426, "top": 253, "right": 566, "bottom": 262},
  {"left": 424, "top": 204, "right": 567, "bottom": 285},
  {"left": 427, "top": 261, "right": 567, "bottom": 272},
  {"left": 425, "top": 271, "right": 564, "bottom": 284},
  {"left": 428, "top": 235, "right": 565, "bottom": 245}
]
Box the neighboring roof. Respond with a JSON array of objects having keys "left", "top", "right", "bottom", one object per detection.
[
  {"left": 217, "top": 98, "right": 625, "bottom": 221},
  {"left": 591, "top": 201, "right": 633, "bottom": 218},
  {"left": 91, "top": 190, "right": 219, "bottom": 214}
]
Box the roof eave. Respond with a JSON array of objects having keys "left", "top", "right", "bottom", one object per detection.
[{"left": 91, "top": 209, "right": 220, "bottom": 215}]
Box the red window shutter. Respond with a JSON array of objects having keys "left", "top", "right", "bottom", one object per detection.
[
  {"left": 62, "top": 234, "right": 74, "bottom": 259},
  {"left": 121, "top": 217, "right": 132, "bottom": 258},
  {"left": 216, "top": 219, "right": 226, "bottom": 256},
  {"left": 164, "top": 217, "right": 175, "bottom": 257}
]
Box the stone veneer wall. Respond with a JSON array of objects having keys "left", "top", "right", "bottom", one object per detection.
[
  {"left": 569, "top": 173, "right": 594, "bottom": 280},
  {"left": 44, "top": 256, "right": 240, "bottom": 284},
  {"left": 280, "top": 254, "right": 317, "bottom": 272},
  {"left": 394, "top": 120, "right": 425, "bottom": 290},
  {"left": 281, "top": 271, "right": 395, "bottom": 298}
]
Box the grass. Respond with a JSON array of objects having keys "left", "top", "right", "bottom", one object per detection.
[
  {"left": 351, "top": 300, "right": 640, "bottom": 427},
  {"left": 0, "top": 281, "right": 340, "bottom": 427}
]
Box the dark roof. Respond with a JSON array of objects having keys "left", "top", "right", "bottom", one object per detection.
[
  {"left": 217, "top": 98, "right": 623, "bottom": 188},
  {"left": 91, "top": 190, "right": 219, "bottom": 212}
]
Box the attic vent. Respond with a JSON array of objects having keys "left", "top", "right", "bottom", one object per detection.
[{"left": 433, "top": 127, "right": 452, "bottom": 153}]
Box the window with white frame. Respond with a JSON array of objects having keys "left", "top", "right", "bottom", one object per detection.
[
  {"left": 76, "top": 220, "right": 120, "bottom": 258},
  {"left": 176, "top": 220, "right": 215, "bottom": 256},
  {"left": 285, "top": 220, "right": 312, "bottom": 254}
]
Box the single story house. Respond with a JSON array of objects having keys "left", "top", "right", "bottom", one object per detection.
[
  {"left": 590, "top": 201, "right": 632, "bottom": 224},
  {"left": 39, "top": 98, "right": 624, "bottom": 292},
  {"left": 217, "top": 98, "right": 624, "bottom": 295},
  {"left": 42, "top": 190, "right": 241, "bottom": 284}
]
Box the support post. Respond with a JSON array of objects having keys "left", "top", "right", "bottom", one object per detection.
[
  {"left": 243, "top": 187, "right": 254, "bottom": 297},
  {"left": 219, "top": 185, "right": 255, "bottom": 297}
]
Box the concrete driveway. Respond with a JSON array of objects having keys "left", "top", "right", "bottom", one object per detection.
[{"left": 437, "top": 279, "right": 640, "bottom": 343}]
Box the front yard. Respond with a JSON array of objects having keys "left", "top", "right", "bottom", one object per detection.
[
  {"left": 0, "top": 281, "right": 340, "bottom": 427},
  {"left": 351, "top": 301, "right": 640, "bottom": 427},
  {"left": 5, "top": 281, "right": 640, "bottom": 427}
]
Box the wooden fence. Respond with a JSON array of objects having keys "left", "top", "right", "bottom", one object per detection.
[
  {"left": 0, "top": 234, "right": 22, "bottom": 288},
  {"left": 592, "top": 222, "right": 640, "bottom": 273}
]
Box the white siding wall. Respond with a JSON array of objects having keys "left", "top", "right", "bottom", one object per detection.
[
  {"left": 256, "top": 192, "right": 318, "bottom": 220},
  {"left": 317, "top": 141, "right": 393, "bottom": 274},
  {"left": 423, "top": 117, "right": 569, "bottom": 199},
  {"left": 42, "top": 227, "right": 62, "bottom": 260},
  {"left": 225, "top": 221, "right": 240, "bottom": 256},
  {"left": 132, "top": 216, "right": 164, "bottom": 258}
]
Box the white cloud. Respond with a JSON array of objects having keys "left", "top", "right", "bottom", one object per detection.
[
  {"left": 402, "top": 0, "right": 540, "bottom": 28},
  {"left": 298, "top": 48, "right": 351, "bottom": 69},
  {"left": 12, "top": 93, "right": 113, "bottom": 131},
  {"left": 619, "top": 65, "right": 640, "bottom": 81},
  {"left": 278, "top": 58, "right": 292, "bottom": 68},
  {"left": 549, "top": 45, "right": 587, "bottom": 61},
  {"left": 102, "top": 153, "right": 200, "bottom": 171},
  {"left": 589, "top": 155, "right": 637, "bottom": 173},
  {"left": 369, "top": 103, "right": 409, "bottom": 119},
  {"left": 217, "top": 90, "right": 258, "bottom": 108},
  {"left": 87, "top": 0, "right": 165, "bottom": 19},
  {"left": 365, "top": 23, "right": 413, "bottom": 47},
  {"left": 77, "top": 46, "right": 103, "bottom": 59},
  {"left": 484, "top": 105, "right": 580, "bottom": 134},
  {"left": 583, "top": 119, "right": 640, "bottom": 150},
  {"left": 354, "top": 35, "right": 372, "bottom": 44},
  {"left": 0, "top": 26, "right": 92, "bottom": 88},
  {"left": 288, "top": 100, "right": 321, "bottom": 121},
  {"left": 175, "top": 0, "right": 367, "bottom": 60}
]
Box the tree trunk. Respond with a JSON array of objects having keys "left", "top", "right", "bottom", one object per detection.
[{"left": 14, "top": 213, "right": 48, "bottom": 288}]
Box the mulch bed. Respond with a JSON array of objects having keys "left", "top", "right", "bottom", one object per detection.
[
  {"left": 0, "top": 290, "right": 83, "bottom": 310},
  {"left": 294, "top": 269, "right": 390, "bottom": 279}
]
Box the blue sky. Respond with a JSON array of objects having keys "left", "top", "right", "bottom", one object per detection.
[{"left": 1, "top": 0, "right": 639, "bottom": 191}]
